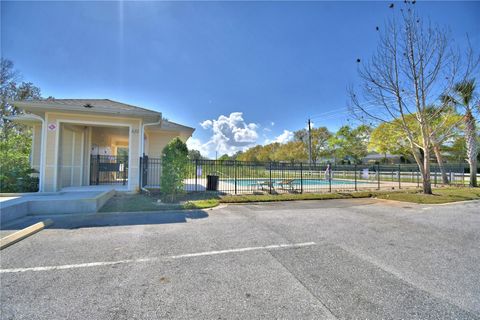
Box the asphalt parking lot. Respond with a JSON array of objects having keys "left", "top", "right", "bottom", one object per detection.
[{"left": 1, "top": 198, "right": 479, "bottom": 319}]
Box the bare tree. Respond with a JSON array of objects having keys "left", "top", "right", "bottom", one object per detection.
[{"left": 350, "top": 3, "right": 474, "bottom": 194}]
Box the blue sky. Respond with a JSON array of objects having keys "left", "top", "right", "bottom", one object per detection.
[{"left": 2, "top": 1, "right": 479, "bottom": 158}]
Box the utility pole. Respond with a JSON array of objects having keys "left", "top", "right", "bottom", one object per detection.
[{"left": 308, "top": 118, "right": 312, "bottom": 169}]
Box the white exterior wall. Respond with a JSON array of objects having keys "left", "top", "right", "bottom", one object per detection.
[{"left": 31, "top": 124, "right": 42, "bottom": 172}]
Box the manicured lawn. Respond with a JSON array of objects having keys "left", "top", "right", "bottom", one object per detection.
[
  {"left": 100, "top": 192, "right": 220, "bottom": 212},
  {"left": 220, "top": 190, "right": 395, "bottom": 203},
  {"left": 375, "top": 187, "right": 480, "bottom": 204},
  {"left": 183, "top": 199, "right": 220, "bottom": 209},
  {"left": 220, "top": 187, "right": 480, "bottom": 204},
  {"left": 100, "top": 187, "right": 479, "bottom": 212}
]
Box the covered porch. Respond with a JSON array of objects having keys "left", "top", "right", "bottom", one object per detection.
[
  {"left": 57, "top": 124, "right": 131, "bottom": 190},
  {"left": 8, "top": 112, "right": 143, "bottom": 193}
]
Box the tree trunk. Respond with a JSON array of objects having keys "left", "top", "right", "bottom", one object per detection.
[
  {"left": 433, "top": 144, "right": 449, "bottom": 185},
  {"left": 411, "top": 147, "right": 432, "bottom": 194},
  {"left": 422, "top": 149, "right": 433, "bottom": 194},
  {"left": 464, "top": 110, "right": 478, "bottom": 187}
]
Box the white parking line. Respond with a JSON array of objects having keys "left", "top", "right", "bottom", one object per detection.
[
  {"left": 0, "top": 242, "right": 315, "bottom": 274},
  {"left": 170, "top": 242, "right": 316, "bottom": 259},
  {"left": 0, "top": 260, "right": 136, "bottom": 273}
]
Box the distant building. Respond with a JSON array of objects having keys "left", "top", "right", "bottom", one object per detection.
[{"left": 362, "top": 153, "right": 406, "bottom": 164}]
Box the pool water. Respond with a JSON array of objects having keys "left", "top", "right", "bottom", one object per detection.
[{"left": 221, "top": 179, "right": 373, "bottom": 187}]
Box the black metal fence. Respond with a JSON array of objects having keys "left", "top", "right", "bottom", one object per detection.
[
  {"left": 90, "top": 155, "right": 128, "bottom": 185},
  {"left": 139, "top": 157, "right": 476, "bottom": 194}
]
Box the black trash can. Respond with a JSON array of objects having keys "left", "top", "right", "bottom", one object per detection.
[{"left": 206, "top": 175, "right": 219, "bottom": 191}]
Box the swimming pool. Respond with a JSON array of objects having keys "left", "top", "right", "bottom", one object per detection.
[{"left": 221, "top": 178, "right": 373, "bottom": 187}]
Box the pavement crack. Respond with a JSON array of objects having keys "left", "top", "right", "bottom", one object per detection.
[
  {"left": 335, "top": 243, "right": 480, "bottom": 318},
  {"left": 265, "top": 248, "right": 338, "bottom": 320}
]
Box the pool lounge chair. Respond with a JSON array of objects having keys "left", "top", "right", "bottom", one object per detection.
[
  {"left": 257, "top": 180, "right": 275, "bottom": 191},
  {"left": 278, "top": 179, "right": 296, "bottom": 191}
]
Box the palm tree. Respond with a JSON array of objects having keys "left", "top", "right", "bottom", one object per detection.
[{"left": 442, "top": 79, "right": 478, "bottom": 187}]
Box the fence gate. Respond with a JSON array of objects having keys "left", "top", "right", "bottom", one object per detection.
[{"left": 90, "top": 155, "right": 128, "bottom": 185}]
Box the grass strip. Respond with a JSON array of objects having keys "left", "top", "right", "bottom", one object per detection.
[
  {"left": 220, "top": 187, "right": 480, "bottom": 205},
  {"left": 100, "top": 187, "right": 480, "bottom": 212}
]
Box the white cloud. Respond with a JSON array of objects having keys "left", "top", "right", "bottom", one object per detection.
[
  {"left": 271, "top": 122, "right": 275, "bottom": 126},
  {"left": 273, "top": 130, "right": 294, "bottom": 143},
  {"left": 263, "top": 130, "right": 294, "bottom": 145},
  {"left": 200, "top": 120, "right": 213, "bottom": 129},
  {"left": 186, "top": 137, "right": 210, "bottom": 157},
  {"left": 191, "top": 112, "right": 259, "bottom": 157}
]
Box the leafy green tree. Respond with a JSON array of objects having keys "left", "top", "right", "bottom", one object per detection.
[
  {"left": 428, "top": 107, "right": 463, "bottom": 184},
  {"left": 328, "top": 125, "right": 371, "bottom": 164},
  {"left": 1, "top": 60, "right": 42, "bottom": 135},
  {"left": 188, "top": 149, "right": 204, "bottom": 160},
  {"left": 231, "top": 151, "right": 243, "bottom": 160},
  {"left": 369, "top": 109, "right": 462, "bottom": 183},
  {"left": 0, "top": 130, "right": 38, "bottom": 192},
  {"left": 275, "top": 141, "right": 308, "bottom": 162},
  {"left": 161, "top": 138, "right": 189, "bottom": 202},
  {"left": 294, "top": 126, "right": 332, "bottom": 163},
  {"left": 217, "top": 154, "right": 232, "bottom": 161},
  {"left": 237, "top": 145, "right": 262, "bottom": 162},
  {"left": 443, "top": 137, "right": 467, "bottom": 162},
  {"left": 258, "top": 143, "right": 281, "bottom": 162},
  {"left": 0, "top": 58, "right": 42, "bottom": 192},
  {"left": 369, "top": 122, "right": 411, "bottom": 158}
]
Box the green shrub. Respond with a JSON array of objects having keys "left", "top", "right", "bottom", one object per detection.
[{"left": 160, "top": 138, "right": 189, "bottom": 202}]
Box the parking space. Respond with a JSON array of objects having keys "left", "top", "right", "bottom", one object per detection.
[{"left": 1, "top": 199, "right": 479, "bottom": 319}]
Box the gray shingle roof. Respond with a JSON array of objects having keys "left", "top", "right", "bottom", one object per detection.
[{"left": 12, "top": 99, "right": 161, "bottom": 119}]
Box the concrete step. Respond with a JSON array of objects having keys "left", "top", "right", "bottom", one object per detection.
[{"left": 0, "top": 189, "right": 115, "bottom": 225}]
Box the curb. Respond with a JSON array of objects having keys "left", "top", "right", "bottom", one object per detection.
[
  {"left": 207, "top": 203, "right": 228, "bottom": 211},
  {"left": 0, "top": 219, "right": 53, "bottom": 250},
  {"left": 96, "top": 203, "right": 226, "bottom": 215},
  {"left": 426, "top": 199, "right": 480, "bottom": 206},
  {"left": 372, "top": 197, "right": 480, "bottom": 206}
]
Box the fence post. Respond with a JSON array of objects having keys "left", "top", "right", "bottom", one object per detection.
[
  {"left": 354, "top": 164, "right": 357, "bottom": 191},
  {"left": 398, "top": 163, "right": 401, "bottom": 189},
  {"left": 89, "top": 155, "right": 93, "bottom": 186},
  {"left": 123, "top": 157, "right": 127, "bottom": 186},
  {"left": 391, "top": 167, "right": 394, "bottom": 187},
  {"left": 195, "top": 159, "right": 198, "bottom": 192},
  {"left": 434, "top": 167, "right": 437, "bottom": 187},
  {"left": 377, "top": 163, "right": 380, "bottom": 190},
  {"left": 96, "top": 154, "right": 100, "bottom": 185},
  {"left": 139, "top": 156, "right": 143, "bottom": 188},
  {"left": 143, "top": 154, "right": 148, "bottom": 187},
  {"left": 416, "top": 169, "right": 419, "bottom": 187},
  {"left": 328, "top": 165, "right": 332, "bottom": 193},
  {"left": 300, "top": 162, "right": 303, "bottom": 194},
  {"left": 234, "top": 160, "right": 237, "bottom": 195},
  {"left": 269, "top": 162, "right": 273, "bottom": 194}
]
